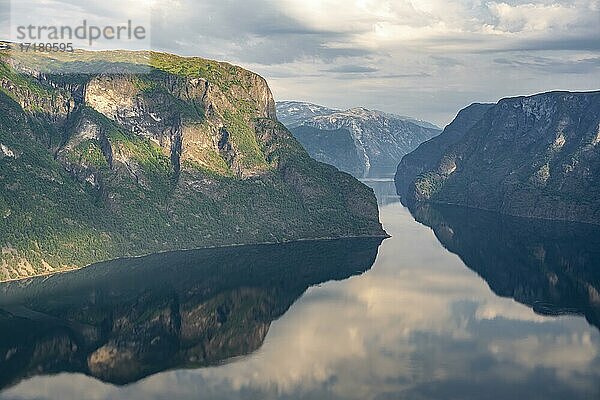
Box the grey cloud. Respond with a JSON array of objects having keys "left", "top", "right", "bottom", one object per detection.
[
  {"left": 519, "top": 36, "right": 600, "bottom": 52},
  {"left": 325, "top": 71, "right": 432, "bottom": 81},
  {"left": 429, "top": 56, "right": 464, "bottom": 68},
  {"left": 34, "top": 0, "right": 141, "bottom": 21},
  {"left": 221, "top": 38, "right": 373, "bottom": 65},
  {"left": 475, "top": 35, "right": 600, "bottom": 54},
  {"left": 324, "top": 65, "right": 378, "bottom": 73},
  {"left": 377, "top": 72, "right": 432, "bottom": 79},
  {"left": 148, "top": 0, "right": 376, "bottom": 64},
  {"left": 0, "top": 0, "right": 9, "bottom": 21},
  {"left": 0, "top": 0, "right": 9, "bottom": 38},
  {"left": 494, "top": 56, "right": 600, "bottom": 74}
]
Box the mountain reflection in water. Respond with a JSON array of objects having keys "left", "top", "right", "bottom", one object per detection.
[
  {"left": 1, "top": 182, "right": 600, "bottom": 400},
  {"left": 410, "top": 203, "right": 600, "bottom": 330},
  {"left": 0, "top": 238, "right": 382, "bottom": 389}
]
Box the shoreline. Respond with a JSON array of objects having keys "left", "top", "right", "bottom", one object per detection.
[
  {"left": 408, "top": 199, "right": 600, "bottom": 227},
  {"left": 0, "top": 233, "right": 391, "bottom": 284}
]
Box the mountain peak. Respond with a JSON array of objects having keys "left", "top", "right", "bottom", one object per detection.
[{"left": 276, "top": 101, "right": 440, "bottom": 130}]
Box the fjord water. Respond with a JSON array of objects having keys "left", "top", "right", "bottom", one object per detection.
[{"left": 1, "top": 181, "right": 600, "bottom": 399}]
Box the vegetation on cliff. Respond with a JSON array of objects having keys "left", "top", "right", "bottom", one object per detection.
[{"left": 0, "top": 46, "right": 385, "bottom": 281}]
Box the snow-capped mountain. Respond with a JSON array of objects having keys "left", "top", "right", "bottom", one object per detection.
[
  {"left": 276, "top": 101, "right": 340, "bottom": 128},
  {"left": 276, "top": 101, "right": 441, "bottom": 178}
]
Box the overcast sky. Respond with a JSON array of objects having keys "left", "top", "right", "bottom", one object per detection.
[{"left": 2, "top": 0, "right": 600, "bottom": 125}]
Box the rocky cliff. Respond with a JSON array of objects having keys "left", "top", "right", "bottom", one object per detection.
[
  {"left": 277, "top": 101, "right": 440, "bottom": 177},
  {"left": 395, "top": 91, "right": 600, "bottom": 224},
  {"left": 0, "top": 46, "right": 386, "bottom": 281}
]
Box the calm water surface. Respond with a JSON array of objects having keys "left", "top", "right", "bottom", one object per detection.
[{"left": 1, "top": 181, "right": 599, "bottom": 399}]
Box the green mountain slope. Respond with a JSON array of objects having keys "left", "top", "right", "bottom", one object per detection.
[{"left": 0, "top": 47, "right": 386, "bottom": 281}]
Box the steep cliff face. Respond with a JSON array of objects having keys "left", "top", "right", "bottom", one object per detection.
[
  {"left": 0, "top": 47, "right": 385, "bottom": 281},
  {"left": 277, "top": 101, "right": 440, "bottom": 177},
  {"left": 287, "top": 125, "right": 363, "bottom": 176},
  {"left": 395, "top": 91, "right": 600, "bottom": 224},
  {"left": 395, "top": 103, "right": 494, "bottom": 200}
]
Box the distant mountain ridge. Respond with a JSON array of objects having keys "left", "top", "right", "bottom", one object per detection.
[
  {"left": 395, "top": 90, "right": 600, "bottom": 225},
  {"left": 277, "top": 101, "right": 440, "bottom": 130},
  {"left": 277, "top": 101, "right": 441, "bottom": 177},
  {"left": 275, "top": 101, "right": 340, "bottom": 128}
]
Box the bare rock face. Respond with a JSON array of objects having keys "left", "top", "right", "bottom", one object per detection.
[
  {"left": 394, "top": 103, "right": 493, "bottom": 200},
  {"left": 0, "top": 50, "right": 386, "bottom": 281},
  {"left": 0, "top": 144, "right": 16, "bottom": 159},
  {"left": 82, "top": 72, "right": 276, "bottom": 179},
  {"left": 395, "top": 91, "right": 600, "bottom": 225}
]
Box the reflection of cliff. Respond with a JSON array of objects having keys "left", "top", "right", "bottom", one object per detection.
[
  {"left": 412, "top": 204, "right": 600, "bottom": 329},
  {"left": 0, "top": 238, "right": 383, "bottom": 389}
]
